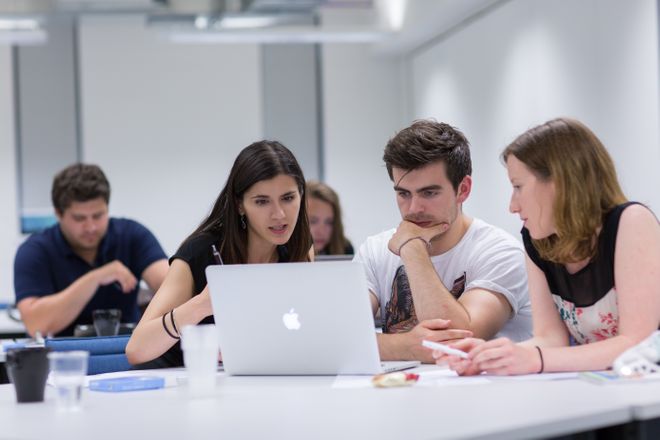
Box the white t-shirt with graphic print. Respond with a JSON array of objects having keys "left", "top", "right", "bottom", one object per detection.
[{"left": 354, "top": 218, "right": 532, "bottom": 342}]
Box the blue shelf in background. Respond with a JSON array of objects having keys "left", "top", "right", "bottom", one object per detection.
[{"left": 21, "top": 215, "right": 57, "bottom": 234}]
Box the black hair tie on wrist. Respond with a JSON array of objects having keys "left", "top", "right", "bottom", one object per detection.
[
  {"left": 170, "top": 309, "right": 180, "bottom": 336},
  {"left": 535, "top": 346, "right": 544, "bottom": 374},
  {"left": 162, "top": 311, "right": 180, "bottom": 340}
]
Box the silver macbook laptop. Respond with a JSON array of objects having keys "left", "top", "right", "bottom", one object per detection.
[{"left": 206, "top": 261, "right": 419, "bottom": 375}]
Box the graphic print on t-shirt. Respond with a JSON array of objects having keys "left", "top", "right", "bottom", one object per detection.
[
  {"left": 449, "top": 272, "right": 466, "bottom": 299},
  {"left": 383, "top": 266, "right": 467, "bottom": 334},
  {"left": 383, "top": 266, "right": 417, "bottom": 333}
]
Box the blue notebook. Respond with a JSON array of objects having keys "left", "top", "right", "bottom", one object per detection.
[{"left": 89, "top": 376, "right": 165, "bottom": 392}]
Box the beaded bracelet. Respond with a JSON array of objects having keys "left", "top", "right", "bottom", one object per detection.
[{"left": 397, "top": 236, "right": 431, "bottom": 255}]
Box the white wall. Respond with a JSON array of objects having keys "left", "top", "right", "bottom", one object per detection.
[
  {"left": 81, "top": 12, "right": 408, "bottom": 256},
  {"left": 78, "top": 13, "right": 406, "bottom": 255},
  {"left": 262, "top": 44, "right": 321, "bottom": 181},
  {"left": 0, "top": 47, "right": 20, "bottom": 302},
  {"left": 2, "top": 0, "right": 657, "bottom": 301},
  {"left": 409, "top": 0, "right": 660, "bottom": 238},
  {"left": 18, "top": 16, "right": 79, "bottom": 213},
  {"left": 79, "top": 15, "right": 263, "bottom": 255},
  {"left": 321, "top": 10, "right": 407, "bottom": 249},
  {"left": 0, "top": 13, "right": 404, "bottom": 302}
]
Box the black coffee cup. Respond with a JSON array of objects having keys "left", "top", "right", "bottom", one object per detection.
[{"left": 5, "top": 347, "right": 51, "bottom": 403}]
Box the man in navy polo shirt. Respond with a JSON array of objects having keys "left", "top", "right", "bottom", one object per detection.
[{"left": 14, "top": 163, "right": 168, "bottom": 337}]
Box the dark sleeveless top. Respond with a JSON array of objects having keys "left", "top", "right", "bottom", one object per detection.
[
  {"left": 136, "top": 233, "right": 289, "bottom": 369},
  {"left": 522, "top": 202, "right": 639, "bottom": 344}
]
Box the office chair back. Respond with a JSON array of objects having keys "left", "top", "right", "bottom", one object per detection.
[{"left": 45, "top": 335, "right": 131, "bottom": 375}]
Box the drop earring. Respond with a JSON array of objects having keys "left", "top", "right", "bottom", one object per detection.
[{"left": 240, "top": 214, "right": 247, "bottom": 230}]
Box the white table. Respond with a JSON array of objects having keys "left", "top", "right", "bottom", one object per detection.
[
  {"left": 0, "top": 367, "right": 637, "bottom": 440},
  {"left": 609, "top": 378, "right": 660, "bottom": 420}
]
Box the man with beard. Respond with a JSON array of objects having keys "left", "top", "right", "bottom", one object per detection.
[
  {"left": 14, "top": 164, "right": 168, "bottom": 337},
  {"left": 354, "top": 120, "right": 532, "bottom": 363}
]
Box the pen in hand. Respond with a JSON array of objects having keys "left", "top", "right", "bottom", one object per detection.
[
  {"left": 211, "top": 244, "right": 224, "bottom": 265},
  {"left": 421, "top": 340, "right": 469, "bottom": 359}
]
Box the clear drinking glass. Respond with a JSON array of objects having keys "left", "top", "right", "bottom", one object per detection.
[
  {"left": 92, "top": 309, "right": 122, "bottom": 336},
  {"left": 181, "top": 324, "right": 219, "bottom": 396},
  {"left": 47, "top": 351, "right": 89, "bottom": 411}
]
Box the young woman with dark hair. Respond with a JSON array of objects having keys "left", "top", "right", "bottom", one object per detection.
[{"left": 126, "top": 140, "right": 313, "bottom": 367}]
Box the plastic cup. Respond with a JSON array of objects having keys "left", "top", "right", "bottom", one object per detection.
[
  {"left": 47, "top": 351, "right": 89, "bottom": 411},
  {"left": 92, "top": 309, "right": 122, "bottom": 336},
  {"left": 181, "top": 324, "right": 219, "bottom": 396}
]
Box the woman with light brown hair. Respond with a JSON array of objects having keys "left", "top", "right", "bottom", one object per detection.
[
  {"left": 433, "top": 117, "right": 660, "bottom": 375},
  {"left": 306, "top": 180, "right": 354, "bottom": 256}
]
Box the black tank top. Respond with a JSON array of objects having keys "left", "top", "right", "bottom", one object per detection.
[
  {"left": 134, "top": 233, "right": 289, "bottom": 369},
  {"left": 522, "top": 202, "right": 639, "bottom": 307}
]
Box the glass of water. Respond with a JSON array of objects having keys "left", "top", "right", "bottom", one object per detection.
[
  {"left": 47, "top": 351, "right": 89, "bottom": 411},
  {"left": 181, "top": 324, "right": 219, "bottom": 397},
  {"left": 92, "top": 309, "right": 122, "bottom": 336}
]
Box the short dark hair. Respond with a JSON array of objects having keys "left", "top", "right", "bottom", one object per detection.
[
  {"left": 51, "top": 163, "right": 110, "bottom": 213},
  {"left": 383, "top": 120, "right": 472, "bottom": 191}
]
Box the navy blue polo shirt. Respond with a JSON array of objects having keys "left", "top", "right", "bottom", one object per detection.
[{"left": 14, "top": 218, "right": 167, "bottom": 336}]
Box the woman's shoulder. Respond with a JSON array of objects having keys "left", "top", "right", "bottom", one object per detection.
[
  {"left": 616, "top": 203, "right": 659, "bottom": 235},
  {"left": 603, "top": 202, "right": 659, "bottom": 263},
  {"left": 173, "top": 232, "right": 218, "bottom": 262},
  {"left": 619, "top": 202, "right": 657, "bottom": 221},
  {"left": 604, "top": 202, "right": 657, "bottom": 236},
  {"left": 184, "top": 232, "right": 218, "bottom": 247}
]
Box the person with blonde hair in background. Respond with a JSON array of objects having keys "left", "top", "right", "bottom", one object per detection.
[
  {"left": 436, "top": 118, "right": 660, "bottom": 375},
  {"left": 306, "top": 180, "right": 353, "bottom": 256}
]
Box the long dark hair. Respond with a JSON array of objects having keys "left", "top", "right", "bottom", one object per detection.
[{"left": 186, "top": 140, "right": 312, "bottom": 264}]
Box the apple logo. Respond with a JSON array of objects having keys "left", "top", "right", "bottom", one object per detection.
[{"left": 282, "top": 308, "right": 301, "bottom": 330}]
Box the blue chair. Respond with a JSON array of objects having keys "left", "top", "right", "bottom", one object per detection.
[{"left": 45, "top": 335, "right": 131, "bottom": 375}]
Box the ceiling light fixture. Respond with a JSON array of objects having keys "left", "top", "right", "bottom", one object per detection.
[
  {"left": 0, "top": 0, "right": 52, "bottom": 45},
  {"left": 166, "top": 26, "right": 390, "bottom": 44},
  {"left": 148, "top": 0, "right": 390, "bottom": 45}
]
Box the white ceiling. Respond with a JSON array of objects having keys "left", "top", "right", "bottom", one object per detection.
[
  {"left": 0, "top": 0, "right": 503, "bottom": 53},
  {"left": 373, "top": 0, "right": 502, "bottom": 55}
]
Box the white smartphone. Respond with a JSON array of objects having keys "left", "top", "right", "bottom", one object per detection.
[{"left": 421, "top": 340, "right": 469, "bottom": 359}]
